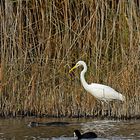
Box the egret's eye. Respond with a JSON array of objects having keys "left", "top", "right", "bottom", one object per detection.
[{"left": 76, "top": 63, "right": 80, "bottom": 66}]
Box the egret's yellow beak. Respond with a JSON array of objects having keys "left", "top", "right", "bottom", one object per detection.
[{"left": 69, "top": 65, "right": 77, "bottom": 73}]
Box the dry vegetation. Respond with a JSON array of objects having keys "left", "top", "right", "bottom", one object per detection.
[{"left": 0, "top": 0, "right": 140, "bottom": 119}]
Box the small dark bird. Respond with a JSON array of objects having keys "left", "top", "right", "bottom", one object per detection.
[{"left": 74, "top": 129, "right": 97, "bottom": 139}]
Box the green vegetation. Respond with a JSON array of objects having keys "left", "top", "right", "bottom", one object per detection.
[{"left": 0, "top": 0, "right": 140, "bottom": 119}]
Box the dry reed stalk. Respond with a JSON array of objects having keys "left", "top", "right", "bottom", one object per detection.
[{"left": 0, "top": 0, "right": 139, "bottom": 119}]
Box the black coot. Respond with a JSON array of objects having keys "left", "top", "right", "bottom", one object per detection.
[{"left": 74, "top": 129, "right": 97, "bottom": 139}]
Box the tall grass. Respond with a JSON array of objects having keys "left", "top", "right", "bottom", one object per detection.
[{"left": 0, "top": 0, "right": 140, "bottom": 119}]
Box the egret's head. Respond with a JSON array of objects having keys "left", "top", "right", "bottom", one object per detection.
[{"left": 69, "top": 61, "right": 85, "bottom": 73}]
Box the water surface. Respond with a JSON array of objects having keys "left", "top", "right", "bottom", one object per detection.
[{"left": 0, "top": 118, "right": 140, "bottom": 140}]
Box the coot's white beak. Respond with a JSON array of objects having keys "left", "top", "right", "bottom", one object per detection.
[{"left": 73, "top": 132, "right": 76, "bottom": 137}]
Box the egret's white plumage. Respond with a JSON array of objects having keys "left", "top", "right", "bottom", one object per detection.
[{"left": 69, "top": 61, "right": 125, "bottom": 102}]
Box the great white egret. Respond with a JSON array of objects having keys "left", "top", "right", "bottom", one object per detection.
[
  {"left": 74, "top": 129, "right": 97, "bottom": 139},
  {"left": 69, "top": 61, "right": 125, "bottom": 102}
]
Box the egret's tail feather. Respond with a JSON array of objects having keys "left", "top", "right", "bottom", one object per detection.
[{"left": 119, "top": 93, "right": 125, "bottom": 101}]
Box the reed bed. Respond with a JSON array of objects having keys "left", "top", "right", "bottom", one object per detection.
[{"left": 0, "top": 0, "right": 140, "bottom": 119}]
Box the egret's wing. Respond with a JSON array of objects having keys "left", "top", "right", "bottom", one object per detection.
[{"left": 88, "top": 83, "right": 121, "bottom": 100}]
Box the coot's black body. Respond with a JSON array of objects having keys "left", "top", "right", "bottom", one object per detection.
[{"left": 74, "top": 129, "right": 97, "bottom": 139}]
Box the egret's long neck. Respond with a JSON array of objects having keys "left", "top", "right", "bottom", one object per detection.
[{"left": 80, "top": 64, "right": 89, "bottom": 90}]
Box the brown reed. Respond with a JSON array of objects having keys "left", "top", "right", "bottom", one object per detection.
[{"left": 0, "top": 0, "right": 140, "bottom": 119}]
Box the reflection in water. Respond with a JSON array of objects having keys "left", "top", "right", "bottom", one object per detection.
[{"left": 0, "top": 118, "right": 140, "bottom": 140}]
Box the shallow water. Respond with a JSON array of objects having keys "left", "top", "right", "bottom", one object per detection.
[{"left": 0, "top": 118, "right": 140, "bottom": 140}]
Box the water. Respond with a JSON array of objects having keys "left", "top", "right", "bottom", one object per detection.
[{"left": 0, "top": 118, "right": 140, "bottom": 140}]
